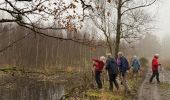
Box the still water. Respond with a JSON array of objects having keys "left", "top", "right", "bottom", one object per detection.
[{"left": 0, "top": 77, "right": 65, "bottom": 100}]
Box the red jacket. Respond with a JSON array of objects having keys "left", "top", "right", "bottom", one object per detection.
[
  {"left": 92, "top": 58, "right": 105, "bottom": 72},
  {"left": 152, "top": 56, "right": 159, "bottom": 71}
]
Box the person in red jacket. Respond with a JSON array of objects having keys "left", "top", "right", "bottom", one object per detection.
[
  {"left": 92, "top": 56, "right": 105, "bottom": 89},
  {"left": 149, "top": 54, "right": 161, "bottom": 83}
]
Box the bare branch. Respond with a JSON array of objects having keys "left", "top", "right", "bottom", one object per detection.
[
  {"left": 0, "top": 33, "right": 31, "bottom": 53},
  {"left": 0, "top": 18, "right": 20, "bottom": 23},
  {"left": 121, "top": 0, "right": 157, "bottom": 15},
  {"left": 121, "top": 0, "right": 131, "bottom": 6},
  {"left": 16, "top": 21, "right": 104, "bottom": 47}
]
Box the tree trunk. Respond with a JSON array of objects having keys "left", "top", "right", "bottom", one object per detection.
[
  {"left": 35, "top": 36, "right": 39, "bottom": 68},
  {"left": 115, "top": 0, "right": 122, "bottom": 58},
  {"left": 105, "top": 33, "right": 112, "bottom": 54}
]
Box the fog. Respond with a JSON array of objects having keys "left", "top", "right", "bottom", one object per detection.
[
  {"left": 156, "top": 0, "right": 170, "bottom": 59},
  {"left": 135, "top": 0, "right": 170, "bottom": 59},
  {"left": 0, "top": 0, "right": 170, "bottom": 59},
  {"left": 156, "top": 0, "right": 170, "bottom": 38}
]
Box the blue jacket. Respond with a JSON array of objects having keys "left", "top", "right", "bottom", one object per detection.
[
  {"left": 117, "top": 56, "right": 129, "bottom": 72},
  {"left": 132, "top": 58, "right": 141, "bottom": 71},
  {"left": 106, "top": 58, "right": 118, "bottom": 75}
]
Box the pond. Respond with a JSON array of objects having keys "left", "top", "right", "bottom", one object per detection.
[{"left": 0, "top": 77, "right": 65, "bottom": 100}]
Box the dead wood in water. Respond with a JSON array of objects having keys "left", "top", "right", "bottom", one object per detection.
[{"left": 0, "top": 67, "right": 46, "bottom": 75}]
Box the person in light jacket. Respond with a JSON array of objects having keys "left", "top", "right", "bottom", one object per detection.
[{"left": 131, "top": 55, "right": 141, "bottom": 79}]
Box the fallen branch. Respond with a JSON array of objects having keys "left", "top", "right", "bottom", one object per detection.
[
  {"left": 0, "top": 33, "right": 31, "bottom": 53},
  {"left": 0, "top": 67, "right": 46, "bottom": 75}
]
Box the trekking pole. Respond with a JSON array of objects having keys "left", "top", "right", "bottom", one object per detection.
[
  {"left": 104, "top": 70, "right": 109, "bottom": 87},
  {"left": 160, "top": 65, "right": 164, "bottom": 83},
  {"left": 91, "top": 66, "right": 95, "bottom": 88},
  {"left": 162, "top": 66, "right": 164, "bottom": 83},
  {"left": 102, "top": 70, "right": 105, "bottom": 87},
  {"left": 91, "top": 69, "right": 94, "bottom": 87}
]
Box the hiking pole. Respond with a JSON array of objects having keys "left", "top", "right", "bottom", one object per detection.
[
  {"left": 91, "top": 66, "right": 95, "bottom": 88},
  {"left": 160, "top": 65, "right": 164, "bottom": 83}
]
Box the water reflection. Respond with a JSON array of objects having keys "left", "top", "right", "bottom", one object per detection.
[{"left": 0, "top": 77, "right": 64, "bottom": 100}]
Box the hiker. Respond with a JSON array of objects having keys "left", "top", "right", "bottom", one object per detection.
[
  {"left": 149, "top": 54, "right": 161, "bottom": 83},
  {"left": 105, "top": 53, "right": 119, "bottom": 91},
  {"left": 131, "top": 55, "right": 141, "bottom": 80},
  {"left": 92, "top": 56, "right": 105, "bottom": 89},
  {"left": 117, "top": 52, "right": 130, "bottom": 94}
]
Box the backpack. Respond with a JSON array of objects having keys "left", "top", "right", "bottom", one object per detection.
[
  {"left": 125, "top": 58, "right": 130, "bottom": 70},
  {"left": 121, "top": 57, "right": 130, "bottom": 70},
  {"left": 111, "top": 58, "right": 119, "bottom": 74},
  {"left": 106, "top": 58, "right": 119, "bottom": 74}
]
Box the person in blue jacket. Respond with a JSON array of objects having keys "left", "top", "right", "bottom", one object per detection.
[
  {"left": 117, "top": 52, "right": 130, "bottom": 95},
  {"left": 131, "top": 55, "right": 141, "bottom": 79},
  {"left": 106, "top": 53, "right": 119, "bottom": 91}
]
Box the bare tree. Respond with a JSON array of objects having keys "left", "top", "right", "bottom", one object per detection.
[
  {"left": 82, "top": 0, "right": 158, "bottom": 56},
  {"left": 0, "top": 0, "right": 97, "bottom": 47},
  {"left": 0, "top": 0, "right": 159, "bottom": 62},
  {"left": 112, "top": 0, "right": 158, "bottom": 57},
  {"left": 0, "top": 23, "right": 105, "bottom": 71},
  {"left": 89, "top": 0, "right": 114, "bottom": 54}
]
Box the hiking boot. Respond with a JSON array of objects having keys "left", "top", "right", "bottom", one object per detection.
[
  {"left": 149, "top": 81, "right": 152, "bottom": 84},
  {"left": 121, "top": 81, "right": 123, "bottom": 85},
  {"left": 116, "top": 87, "right": 119, "bottom": 91},
  {"left": 127, "top": 90, "right": 131, "bottom": 95},
  {"left": 157, "top": 81, "right": 160, "bottom": 84}
]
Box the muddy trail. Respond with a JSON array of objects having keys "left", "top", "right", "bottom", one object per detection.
[{"left": 137, "top": 67, "right": 170, "bottom": 100}]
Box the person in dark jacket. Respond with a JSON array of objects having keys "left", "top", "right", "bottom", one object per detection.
[
  {"left": 92, "top": 56, "right": 105, "bottom": 89},
  {"left": 149, "top": 54, "right": 161, "bottom": 83},
  {"left": 117, "top": 52, "right": 130, "bottom": 95},
  {"left": 106, "top": 53, "right": 119, "bottom": 91}
]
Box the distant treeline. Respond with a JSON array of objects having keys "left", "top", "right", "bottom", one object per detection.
[{"left": 0, "top": 24, "right": 105, "bottom": 70}]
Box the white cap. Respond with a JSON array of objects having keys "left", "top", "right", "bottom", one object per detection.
[
  {"left": 118, "top": 52, "right": 123, "bottom": 57},
  {"left": 154, "top": 54, "right": 159, "bottom": 57},
  {"left": 133, "top": 55, "right": 137, "bottom": 58},
  {"left": 100, "top": 56, "right": 105, "bottom": 61},
  {"left": 106, "top": 53, "right": 111, "bottom": 56}
]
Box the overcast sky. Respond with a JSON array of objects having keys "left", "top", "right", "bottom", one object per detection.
[
  {"left": 0, "top": 0, "right": 169, "bottom": 39},
  {"left": 156, "top": 0, "right": 170, "bottom": 39}
]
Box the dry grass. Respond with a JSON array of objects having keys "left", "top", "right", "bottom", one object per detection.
[{"left": 160, "top": 60, "right": 170, "bottom": 70}]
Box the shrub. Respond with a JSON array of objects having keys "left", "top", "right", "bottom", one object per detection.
[{"left": 139, "top": 57, "right": 149, "bottom": 67}]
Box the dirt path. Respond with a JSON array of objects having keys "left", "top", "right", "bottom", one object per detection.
[
  {"left": 158, "top": 67, "right": 170, "bottom": 100},
  {"left": 137, "top": 67, "right": 170, "bottom": 100}
]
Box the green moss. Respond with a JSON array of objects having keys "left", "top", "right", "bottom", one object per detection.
[
  {"left": 85, "top": 89, "right": 101, "bottom": 98},
  {"left": 85, "top": 89, "right": 124, "bottom": 100},
  {"left": 128, "top": 77, "right": 142, "bottom": 88}
]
